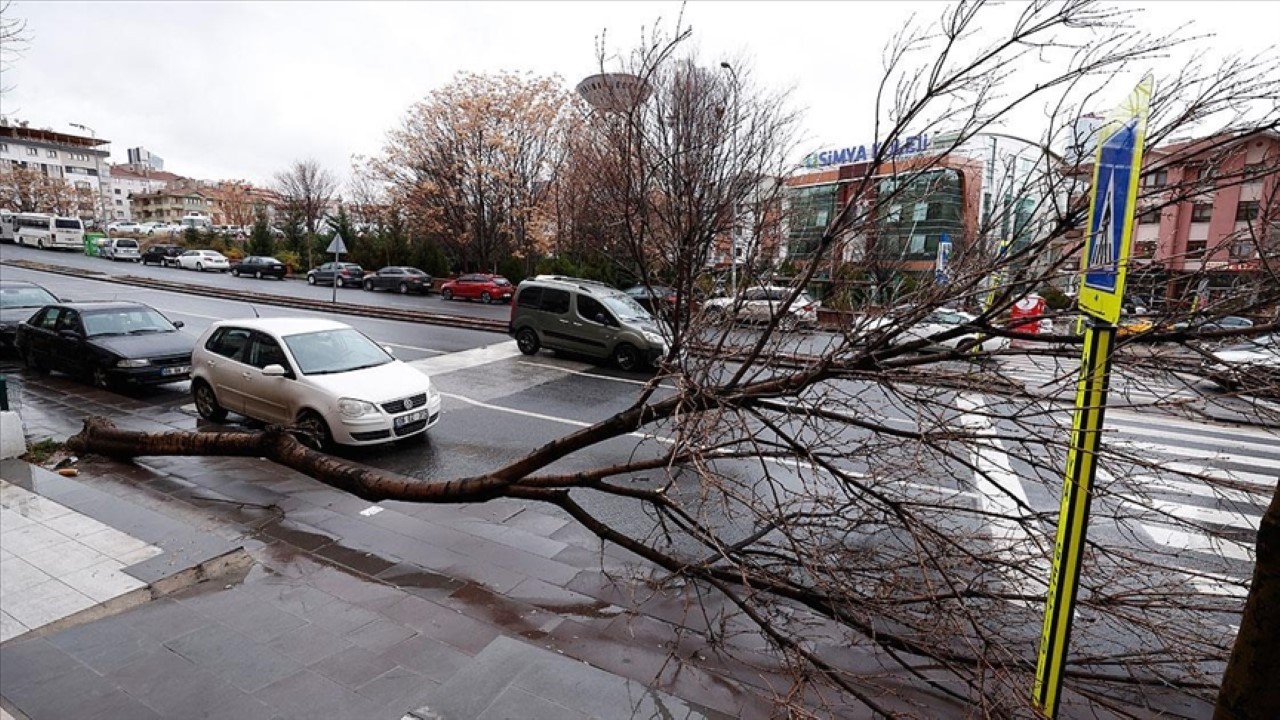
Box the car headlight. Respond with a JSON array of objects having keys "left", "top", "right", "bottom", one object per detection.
[
  {"left": 338, "top": 398, "right": 379, "bottom": 418},
  {"left": 642, "top": 331, "right": 664, "bottom": 346},
  {"left": 116, "top": 358, "right": 151, "bottom": 368},
  {"left": 427, "top": 384, "right": 440, "bottom": 403}
]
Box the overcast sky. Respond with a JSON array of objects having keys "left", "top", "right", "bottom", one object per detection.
[{"left": 3, "top": 1, "right": 1275, "bottom": 189}]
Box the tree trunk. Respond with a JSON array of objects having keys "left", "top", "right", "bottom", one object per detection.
[{"left": 1215, "top": 478, "right": 1280, "bottom": 719}]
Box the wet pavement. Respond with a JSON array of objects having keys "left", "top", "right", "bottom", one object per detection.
[{"left": 0, "top": 352, "right": 977, "bottom": 718}]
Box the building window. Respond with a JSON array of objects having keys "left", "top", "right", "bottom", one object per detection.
[
  {"left": 1243, "top": 162, "right": 1265, "bottom": 179},
  {"left": 115, "top": 199, "right": 123, "bottom": 206},
  {"left": 1133, "top": 241, "right": 1157, "bottom": 259},
  {"left": 0, "top": 143, "right": 7, "bottom": 153},
  {"left": 1138, "top": 208, "right": 1161, "bottom": 224},
  {"left": 114, "top": 188, "right": 121, "bottom": 195},
  {"left": 1230, "top": 240, "right": 1256, "bottom": 260},
  {"left": 26, "top": 147, "right": 38, "bottom": 156},
  {"left": 1191, "top": 203, "right": 1213, "bottom": 223},
  {"left": 1142, "top": 169, "right": 1168, "bottom": 187},
  {"left": 1186, "top": 240, "right": 1207, "bottom": 259},
  {"left": 1236, "top": 201, "right": 1260, "bottom": 222},
  {"left": 47, "top": 149, "right": 57, "bottom": 158}
]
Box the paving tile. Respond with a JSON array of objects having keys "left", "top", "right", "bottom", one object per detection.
[
  {"left": 355, "top": 665, "right": 435, "bottom": 710},
  {"left": 3, "top": 576, "right": 97, "bottom": 629},
  {"left": 0, "top": 637, "right": 74, "bottom": 693},
  {"left": 379, "top": 634, "right": 472, "bottom": 684},
  {"left": 60, "top": 557, "right": 147, "bottom": 603},
  {"left": 475, "top": 686, "right": 591, "bottom": 720},
  {"left": 374, "top": 562, "right": 466, "bottom": 601},
  {"left": 309, "top": 644, "right": 400, "bottom": 689},
  {"left": 22, "top": 540, "right": 111, "bottom": 578},
  {"left": 125, "top": 597, "right": 214, "bottom": 643},
  {"left": 1, "top": 609, "right": 30, "bottom": 642},
  {"left": 291, "top": 595, "right": 383, "bottom": 636},
  {"left": 264, "top": 622, "right": 353, "bottom": 666},
  {"left": 248, "top": 580, "right": 341, "bottom": 617},
  {"left": 307, "top": 566, "right": 405, "bottom": 610},
  {"left": 396, "top": 601, "right": 501, "bottom": 655},
  {"left": 162, "top": 623, "right": 304, "bottom": 694},
  {"left": 0, "top": 490, "right": 74, "bottom": 521},
  {"left": 252, "top": 669, "right": 385, "bottom": 720},
  {"left": 443, "top": 517, "right": 569, "bottom": 560},
  {"left": 441, "top": 558, "right": 531, "bottom": 595},
  {"left": 39, "top": 510, "right": 112, "bottom": 541},
  {"left": 343, "top": 616, "right": 419, "bottom": 654},
  {"left": 1, "top": 522, "right": 71, "bottom": 556},
  {"left": 0, "top": 506, "right": 35, "bottom": 533},
  {"left": 1, "top": 555, "right": 52, "bottom": 597},
  {"left": 214, "top": 595, "right": 310, "bottom": 642},
  {"left": 80, "top": 692, "right": 167, "bottom": 720},
  {"left": 45, "top": 613, "right": 153, "bottom": 674},
  {"left": 76, "top": 526, "right": 157, "bottom": 559},
  {"left": 2, "top": 659, "right": 124, "bottom": 720}
]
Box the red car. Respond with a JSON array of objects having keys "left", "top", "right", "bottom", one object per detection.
[{"left": 439, "top": 274, "right": 514, "bottom": 304}]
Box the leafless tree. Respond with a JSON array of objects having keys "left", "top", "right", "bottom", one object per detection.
[
  {"left": 0, "top": 0, "right": 29, "bottom": 100},
  {"left": 68, "top": 2, "right": 1280, "bottom": 717},
  {"left": 272, "top": 159, "right": 338, "bottom": 268}
]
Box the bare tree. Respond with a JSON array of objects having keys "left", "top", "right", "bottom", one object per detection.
[
  {"left": 0, "top": 0, "right": 29, "bottom": 100},
  {"left": 273, "top": 159, "right": 337, "bottom": 269},
  {"left": 67, "top": 2, "right": 1280, "bottom": 716}
]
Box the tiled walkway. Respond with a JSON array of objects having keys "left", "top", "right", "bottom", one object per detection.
[{"left": 0, "top": 479, "right": 162, "bottom": 642}]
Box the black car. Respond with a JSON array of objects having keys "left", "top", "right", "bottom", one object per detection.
[
  {"left": 363, "top": 266, "right": 432, "bottom": 294},
  {"left": 306, "top": 262, "right": 365, "bottom": 288},
  {"left": 141, "top": 244, "right": 184, "bottom": 267},
  {"left": 16, "top": 302, "right": 194, "bottom": 388},
  {"left": 230, "top": 256, "right": 288, "bottom": 280},
  {"left": 0, "top": 280, "right": 60, "bottom": 350}
]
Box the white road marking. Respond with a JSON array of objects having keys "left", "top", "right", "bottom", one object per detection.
[
  {"left": 1112, "top": 440, "right": 1280, "bottom": 471},
  {"left": 409, "top": 341, "right": 523, "bottom": 375},
  {"left": 359, "top": 506, "right": 384, "bottom": 517}
]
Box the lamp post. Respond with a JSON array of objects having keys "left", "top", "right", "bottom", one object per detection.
[
  {"left": 720, "top": 62, "right": 740, "bottom": 298},
  {"left": 69, "top": 122, "right": 107, "bottom": 225}
]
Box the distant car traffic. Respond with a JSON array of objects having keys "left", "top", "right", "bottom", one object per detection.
[
  {"left": 307, "top": 262, "right": 365, "bottom": 288},
  {"left": 176, "top": 250, "right": 230, "bottom": 272},
  {"left": 189, "top": 317, "right": 442, "bottom": 448},
  {"left": 106, "top": 221, "right": 141, "bottom": 235},
  {"left": 363, "top": 266, "right": 432, "bottom": 295},
  {"left": 1173, "top": 315, "right": 1255, "bottom": 333},
  {"left": 622, "top": 284, "right": 682, "bottom": 316},
  {"left": 16, "top": 301, "right": 193, "bottom": 388},
  {"left": 439, "top": 274, "right": 513, "bottom": 303},
  {"left": 230, "top": 256, "right": 288, "bottom": 279},
  {"left": 888, "top": 308, "right": 1010, "bottom": 353},
  {"left": 141, "top": 244, "right": 184, "bottom": 267},
  {"left": 1203, "top": 334, "right": 1279, "bottom": 397},
  {"left": 701, "top": 286, "right": 819, "bottom": 331},
  {"left": 0, "top": 280, "right": 59, "bottom": 350}
]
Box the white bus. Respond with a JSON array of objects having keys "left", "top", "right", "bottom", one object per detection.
[{"left": 14, "top": 212, "right": 85, "bottom": 251}]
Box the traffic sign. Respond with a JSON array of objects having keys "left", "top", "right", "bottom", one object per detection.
[
  {"left": 1077, "top": 76, "right": 1152, "bottom": 324},
  {"left": 326, "top": 233, "right": 348, "bottom": 255},
  {"left": 935, "top": 235, "right": 952, "bottom": 285}
]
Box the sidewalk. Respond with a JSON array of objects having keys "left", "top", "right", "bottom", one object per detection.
[{"left": 0, "top": 370, "right": 968, "bottom": 719}]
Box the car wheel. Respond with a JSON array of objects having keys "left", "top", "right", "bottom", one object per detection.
[
  {"left": 37, "top": 238, "right": 45, "bottom": 250},
  {"left": 91, "top": 366, "right": 113, "bottom": 390},
  {"left": 778, "top": 314, "right": 799, "bottom": 333},
  {"left": 516, "top": 328, "right": 540, "bottom": 355},
  {"left": 22, "top": 347, "right": 48, "bottom": 375},
  {"left": 294, "top": 411, "right": 332, "bottom": 451},
  {"left": 231, "top": 268, "right": 240, "bottom": 277},
  {"left": 441, "top": 288, "right": 453, "bottom": 301},
  {"left": 613, "top": 343, "right": 641, "bottom": 372},
  {"left": 307, "top": 274, "right": 316, "bottom": 285},
  {"left": 398, "top": 282, "right": 409, "bottom": 295},
  {"left": 196, "top": 262, "right": 204, "bottom": 272},
  {"left": 364, "top": 279, "right": 374, "bottom": 291},
  {"left": 193, "top": 381, "right": 227, "bottom": 422},
  {"left": 254, "top": 271, "right": 262, "bottom": 279},
  {"left": 481, "top": 291, "right": 493, "bottom": 304}
]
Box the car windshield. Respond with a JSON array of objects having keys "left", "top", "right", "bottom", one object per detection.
[
  {"left": 600, "top": 293, "right": 652, "bottom": 321},
  {"left": 0, "top": 286, "right": 57, "bottom": 309},
  {"left": 83, "top": 308, "right": 176, "bottom": 336},
  {"left": 405, "top": 268, "right": 426, "bottom": 276},
  {"left": 282, "top": 328, "right": 392, "bottom": 375},
  {"left": 492, "top": 277, "right": 511, "bottom": 286}
]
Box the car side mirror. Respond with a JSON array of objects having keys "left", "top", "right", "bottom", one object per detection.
[
  {"left": 172, "top": 320, "right": 184, "bottom": 329},
  {"left": 58, "top": 297, "right": 73, "bottom": 302},
  {"left": 261, "top": 364, "right": 287, "bottom": 377},
  {"left": 382, "top": 344, "right": 395, "bottom": 357}
]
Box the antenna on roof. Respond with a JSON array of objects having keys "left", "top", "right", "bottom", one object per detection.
[{"left": 248, "top": 304, "right": 260, "bottom": 318}]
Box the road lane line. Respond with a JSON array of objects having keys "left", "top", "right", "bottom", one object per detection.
[{"left": 409, "top": 342, "right": 523, "bottom": 375}]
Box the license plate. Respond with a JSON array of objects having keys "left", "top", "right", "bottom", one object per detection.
[
  {"left": 162, "top": 365, "right": 190, "bottom": 376},
  {"left": 395, "top": 410, "right": 428, "bottom": 427}
]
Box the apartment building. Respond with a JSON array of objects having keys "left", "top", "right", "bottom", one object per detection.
[
  {"left": 0, "top": 117, "right": 111, "bottom": 218},
  {"left": 130, "top": 178, "right": 216, "bottom": 223},
  {"left": 105, "top": 165, "right": 181, "bottom": 221}
]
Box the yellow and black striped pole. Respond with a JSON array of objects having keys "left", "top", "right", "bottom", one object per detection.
[{"left": 1032, "top": 319, "right": 1115, "bottom": 716}]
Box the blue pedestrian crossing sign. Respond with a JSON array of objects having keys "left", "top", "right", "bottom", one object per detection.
[{"left": 1077, "top": 76, "right": 1152, "bottom": 324}]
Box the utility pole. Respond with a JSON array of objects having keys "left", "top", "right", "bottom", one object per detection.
[
  {"left": 720, "top": 62, "right": 740, "bottom": 299},
  {"left": 69, "top": 122, "right": 107, "bottom": 225}
]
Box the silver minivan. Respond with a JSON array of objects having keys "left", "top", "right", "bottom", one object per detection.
[
  {"left": 509, "top": 275, "right": 668, "bottom": 371},
  {"left": 101, "top": 238, "right": 141, "bottom": 262}
]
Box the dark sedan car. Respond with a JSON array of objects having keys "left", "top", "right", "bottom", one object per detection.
[
  {"left": 16, "top": 301, "right": 194, "bottom": 388},
  {"left": 363, "top": 266, "right": 432, "bottom": 295},
  {"left": 0, "top": 280, "right": 59, "bottom": 350},
  {"left": 140, "top": 244, "right": 184, "bottom": 267},
  {"left": 230, "top": 256, "right": 288, "bottom": 280}
]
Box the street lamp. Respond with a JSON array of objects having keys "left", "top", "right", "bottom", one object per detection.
[
  {"left": 69, "top": 122, "right": 107, "bottom": 225},
  {"left": 720, "top": 62, "right": 740, "bottom": 298}
]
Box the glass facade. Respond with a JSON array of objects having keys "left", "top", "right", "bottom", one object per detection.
[
  {"left": 787, "top": 183, "right": 838, "bottom": 259},
  {"left": 871, "top": 169, "right": 964, "bottom": 260}
]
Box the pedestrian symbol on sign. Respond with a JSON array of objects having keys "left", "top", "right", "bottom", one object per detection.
[{"left": 1087, "top": 170, "right": 1116, "bottom": 272}]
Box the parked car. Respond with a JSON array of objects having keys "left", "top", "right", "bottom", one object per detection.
[
  {"left": 1172, "top": 315, "right": 1255, "bottom": 333},
  {"left": 509, "top": 275, "right": 667, "bottom": 371},
  {"left": 701, "top": 286, "right": 819, "bottom": 331},
  {"left": 99, "top": 237, "right": 141, "bottom": 262},
  {"left": 189, "top": 317, "right": 442, "bottom": 448},
  {"left": 622, "top": 284, "right": 681, "bottom": 316},
  {"left": 15, "top": 301, "right": 193, "bottom": 388},
  {"left": 439, "top": 273, "right": 514, "bottom": 303},
  {"left": 363, "top": 266, "right": 431, "bottom": 295},
  {"left": 141, "top": 244, "right": 184, "bottom": 267},
  {"left": 887, "top": 308, "right": 1010, "bottom": 353},
  {"left": 106, "top": 221, "right": 141, "bottom": 235},
  {"left": 0, "top": 280, "right": 59, "bottom": 350},
  {"left": 1203, "top": 334, "right": 1280, "bottom": 397},
  {"left": 176, "top": 249, "right": 230, "bottom": 272},
  {"left": 307, "top": 262, "right": 365, "bottom": 288},
  {"left": 138, "top": 222, "right": 170, "bottom": 236},
  {"left": 230, "top": 256, "right": 288, "bottom": 280}
]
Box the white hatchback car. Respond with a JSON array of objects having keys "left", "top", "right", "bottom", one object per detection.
[
  {"left": 176, "top": 249, "right": 230, "bottom": 272},
  {"left": 190, "top": 318, "right": 442, "bottom": 447}
]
